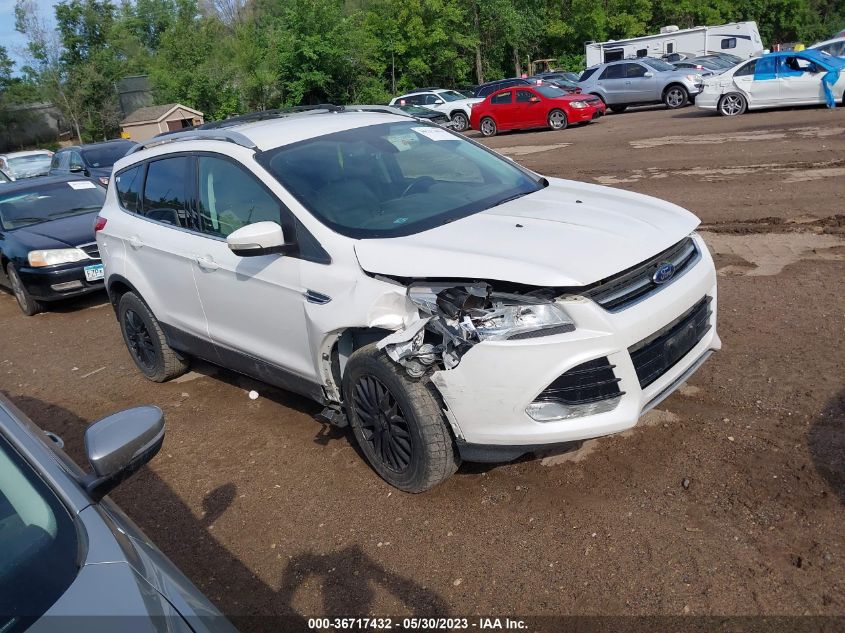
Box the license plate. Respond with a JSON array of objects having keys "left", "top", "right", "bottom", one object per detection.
[{"left": 84, "top": 263, "right": 104, "bottom": 282}]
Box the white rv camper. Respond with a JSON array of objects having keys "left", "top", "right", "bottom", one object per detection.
[{"left": 585, "top": 22, "right": 764, "bottom": 67}]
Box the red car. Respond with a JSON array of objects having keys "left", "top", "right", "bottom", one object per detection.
[{"left": 470, "top": 84, "right": 605, "bottom": 137}]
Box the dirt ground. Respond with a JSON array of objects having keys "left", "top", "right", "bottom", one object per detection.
[{"left": 1, "top": 104, "right": 843, "bottom": 630}]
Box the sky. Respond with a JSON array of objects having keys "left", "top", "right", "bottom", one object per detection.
[{"left": 1, "top": 0, "right": 57, "bottom": 68}]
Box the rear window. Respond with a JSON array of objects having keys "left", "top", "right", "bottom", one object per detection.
[
  {"left": 0, "top": 436, "right": 79, "bottom": 633},
  {"left": 0, "top": 181, "right": 105, "bottom": 229}
]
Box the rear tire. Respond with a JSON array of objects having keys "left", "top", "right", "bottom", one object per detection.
[
  {"left": 479, "top": 117, "right": 497, "bottom": 137},
  {"left": 548, "top": 109, "right": 568, "bottom": 130},
  {"left": 609, "top": 105, "right": 628, "bottom": 114},
  {"left": 344, "top": 344, "right": 460, "bottom": 493},
  {"left": 7, "top": 263, "right": 44, "bottom": 316},
  {"left": 118, "top": 292, "right": 189, "bottom": 382},
  {"left": 664, "top": 85, "right": 689, "bottom": 109},
  {"left": 718, "top": 92, "right": 747, "bottom": 116},
  {"left": 450, "top": 111, "right": 468, "bottom": 132}
]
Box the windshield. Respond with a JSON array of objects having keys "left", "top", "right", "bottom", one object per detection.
[
  {"left": 641, "top": 58, "right": 676, "bottom": 71},
  {"left": 260, "top": 121, "right": 543, "bottom": 239},
  {"left": 0, "top": 436, "right": 78, "bottom": 633},
  {"left": 0, "top": 181, "right": 106, "bottom": 229},
  {"left": 535, "top": 85, "right": 567, "bottom": 98},
  {"left": 80, "top": 142, "right": 134, "bottom": 169},
  {"left": 438, "top": 91, "right": 465, "bottom": 102}
]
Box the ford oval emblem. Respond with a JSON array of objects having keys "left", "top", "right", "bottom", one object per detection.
[{"left": 653, "top": 262, "right": 676, "bottom": 284}]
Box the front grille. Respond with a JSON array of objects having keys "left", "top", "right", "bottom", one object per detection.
[
  {"left": 535, "top": 357, "right": 623, "bottom": 405},
  {"left": 78, "top": 242, "right": 100, "bottom": 259},
  {"left": 584, "top": 237, "right": 699, "bottom": 312},
  {"left": 629, "top": 296, "right": 712, "bottom": 389}
]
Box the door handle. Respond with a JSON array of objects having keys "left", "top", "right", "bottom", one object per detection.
[
  {"left": 194, "top": 256, "right": 219, "bottom": 271},
  {"left": 128, "top": 236, "right": 143, "bottom": 249}
]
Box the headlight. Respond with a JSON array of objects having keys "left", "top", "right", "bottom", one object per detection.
[
  {"left": 28, "top": 248, "right": 89, "bottom": 267},
  {"left": 685, "top": 74, "right": 703, "bottom": 83},
  {"left": 569, "top": 101, "right": 588, "bottom": 108},
  {"left": 409, "top": 284, "right": 575, "bottom": 341}
]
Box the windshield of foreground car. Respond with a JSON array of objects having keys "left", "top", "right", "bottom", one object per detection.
[
  {"left": 261, "top": 121, "right": 544, "bottom": 238},
  {"left": 0, "top": 181, "right": 106, "bottom": 229},
  {"left": 81, "top": 142, "right": 134, "bottom": 169},
  {"left": 641, "top": 58, "right": 677, "bottom": 72}
]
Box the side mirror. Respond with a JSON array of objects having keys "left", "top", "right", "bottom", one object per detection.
[
  {"left": 227, "top": 221, "right": 294, "bottom": 257},
  {"left": 83, "top": 406, "right": 164, "bottom": 501},
  {"left": 433, "top": 99, "right": 444, "bottom": 105},
  {"left": 529, "top": 96, "right": 541, "bottom": 103},
  {"left": 69, "top": 164, "right": 84, "bottom": 173},
  {"left": 643, "top": 71, "right": 654, "bottom": 78}
]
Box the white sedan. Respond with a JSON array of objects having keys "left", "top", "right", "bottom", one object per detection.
[{"left": 696, "top": 50, "right": 845, "bottom": 116}]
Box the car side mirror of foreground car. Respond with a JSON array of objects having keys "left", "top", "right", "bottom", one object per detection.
[
  {"left": 226, "top": 221, "right": 295, "bottom": 257},
  {"left": 644, "top": 72, "right": 654, "bottom": 78},
  {"left": 83, "top": 406, "right": 165, "bottom": 501}
]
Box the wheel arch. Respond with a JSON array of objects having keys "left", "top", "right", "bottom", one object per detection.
[
  {"left": 106, "top": 273, "right": 143, "bottom": 315},
  {"left": 662, "top": 82, "right": 688, "bottom": 98}
]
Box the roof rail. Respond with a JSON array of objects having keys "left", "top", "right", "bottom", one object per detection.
[
  {"left": 127, "top": 129, "right": 258, "bottom": 155},
  {"left": 200, "top": 104, "right": 345, "bottom": 129},
  {"left": 405, "top": 87, "right": 441, "bottom": 94}
]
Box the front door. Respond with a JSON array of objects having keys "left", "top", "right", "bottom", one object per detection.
[
  {"left": 624, "top": 62, "right": 659, "bottom": 101},
  {"left": 515, "top": 89, "right": 545, "bottom": 127},
  {"left": 778, "top": 56, "right": 824, "bottom": 104},
  {"left": 189, "top": 154, "right": 317, "bottom": 383}
]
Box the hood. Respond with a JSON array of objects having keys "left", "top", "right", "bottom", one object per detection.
[
  {"left": 9, "top": 212, "right": 98, "bottom": 250},
  {"left": 354, "top": 178, "right": 699, "bottom": 287}
]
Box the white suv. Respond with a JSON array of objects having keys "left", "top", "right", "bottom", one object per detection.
[
  {"left": 388, "top": 89, "right": 481, "bottom": 132},
  {"left": 96, "top": 108, "right": 720, "bottom": 492}
]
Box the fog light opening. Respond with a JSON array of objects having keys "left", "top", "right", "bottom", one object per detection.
[{"left": 525, "top": 396, "right": 622, "bottom": 422}]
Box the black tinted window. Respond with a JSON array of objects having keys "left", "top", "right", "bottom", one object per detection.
[
  {"left": 734, "top": 60, "right": 756, "bottom": 76},
  {"left": 600, "top": 64, "right": 625, "bottom": 79},
  {"left": 721, "top": 38, "right": 737, "bottom": 49},
  {"left": 579, "top": 68, "right": 598, "bottom": 81},
  {"left": 0, "top": 437, "right": 78, "bottom": 633},
  {"left": 198, "top": 156, "right": 281, "bottom": 238},
  {"left": 115, "top": 165, "right": 144, "bottom": 213},
  {"left": 142, "top": 157, "right": 196, "bottom": 228},
  {"left": 626, "top": 63, "right": 647, "bottom": 78},
  {"left": 491, "top": 91, "right": 512, "bottom": 104},
  {"left": 81, "top": 142, "right": 134, "bottom": 169}
]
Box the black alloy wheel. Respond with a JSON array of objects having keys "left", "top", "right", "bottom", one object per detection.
[{"left": 353, "top": 375, "right": 413, "bottom": 473}]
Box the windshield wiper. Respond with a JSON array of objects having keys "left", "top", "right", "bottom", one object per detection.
[
  {"left": 490, "top": 191, "right": 531, "bottom": 208},
  {"left": 7, "top": 217, "right": 48, "bottom": 226},
  {"left": 50, "top": 206, "right": 103, "bottom": 218}
]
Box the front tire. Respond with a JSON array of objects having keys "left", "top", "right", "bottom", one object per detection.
[
  {"left": 450, "top": 111, "right": 468, "bottom": 132},
  {"left": 609, "top": 104, "right": 628, "bottom": 114},
  {"left": 664, "top": 85, "right": 689, "bottom": 109},
  {"left": 344, "top": 345, "right": 460, "bottom": 493},
  {"left": 718, "top": 92, "right": 747, "bottom": 116},
  {"left": 479, "top": 117, "right": 497, "bottom": 137},
  {"left": 7, "top": 263, "right": 44, "bottom": 316},
  {"left": 118, "top": 291, "right": 189, "bottom": 382},
  {"left": 548, "top": 109, "right": 568, "bottom": 130}
]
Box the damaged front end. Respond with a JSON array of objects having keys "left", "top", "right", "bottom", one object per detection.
[{"left": 377, "top": 282, "right": 575, "bottom": 377}]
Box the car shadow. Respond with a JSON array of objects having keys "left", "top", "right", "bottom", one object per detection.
[
  {"left": 43, "top": 291, "right": 110, "bottom": 313},
  {"left": 4, "top": 394, "right": 449, "bottom": 631},
  {"left": 808, "top": 389, "right": 845, "bottom": 506}
]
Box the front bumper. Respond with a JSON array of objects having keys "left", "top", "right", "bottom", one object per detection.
[
  {"left": 430, "top": 233, "right": 719, "bottom": 453},
  {"left": 18, "top": 262, "right": 105, "bottom": 301}
]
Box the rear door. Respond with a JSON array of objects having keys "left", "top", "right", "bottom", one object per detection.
[
  {"left": 743, "top": 56, "right": 780, "bottom": 106},
  {"left": 489, "top": 89, "right": 516, "bottom": 128},
  {"left": 115, "top": 157, "right": 209, "bottom": 341},
  {"left": 597, "top": 63, "right": 627, "bottom": 103}
]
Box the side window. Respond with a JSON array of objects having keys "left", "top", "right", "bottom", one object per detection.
[
  {"left": 666, "top": 42, "right": 675, "bottom": 54},
  {"left": 721, "top": 38, "right": 737, "bottom": 50},
  {"left": 59, "top": 152, "right": 70, "bottom": 170},
  {"left": 600, "top": 64, "right": 625, "bottom": 80},
  {"left": 197, "top": 156, "right": 281, "bottom": 238},
  {"left": 636, "top": 48, "right": 648, "bottom": 57},
  {"left": 626, "top": 63, "right": 647, "bottom": 78},
  {"left": 754, "top": 57, "right": 776, "bottom": 79},
  {"left": 579, "top": 68, "right": 598, "bottom": 81},
  {"left": 50, "top": 152, "right": 61, "bottom": 169},
  {"left": 477, "top": 85, "right": 492, "bottom": 98},
  {"left": 142, "top": 156, "right": 197, "bottom": 229},
  {"left": 114, "top": 165, "right": 144, "bottom": 213},
  {"left": 69, "top": 151, "right": 84, "bottom": 170},
  {"left": 734, "top": 60, "right": 757, "bottom": 77},
  {"left": 515, "top": 90, "right": 534, "bottom": 103},
  {"left": 424, "top": 94, "right": 440, "bottom": 105},
  {"left": 490, "top": 90, "right": 512, "bottom": 104}
]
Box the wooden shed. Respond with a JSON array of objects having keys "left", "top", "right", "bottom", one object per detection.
[{"left": 120, "top": 104, "right": 204, "bottom": 142}]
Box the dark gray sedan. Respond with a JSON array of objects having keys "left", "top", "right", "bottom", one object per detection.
[{"left": 0, "top": 395, "right": 237, "bottom": 633}]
